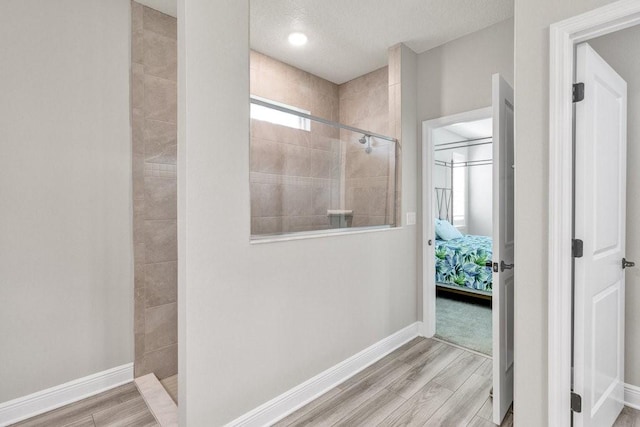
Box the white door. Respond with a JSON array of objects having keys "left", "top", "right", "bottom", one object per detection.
[
  {"left": 573, "top": 43, "right": 627, "bottom": 427},
  {"left": 492, "top": 73, "right": 515, "bottom": 425}
]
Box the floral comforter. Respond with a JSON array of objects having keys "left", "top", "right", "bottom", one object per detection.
[{"left": 435, "top": 235, "right": 493, "bottom": 292}]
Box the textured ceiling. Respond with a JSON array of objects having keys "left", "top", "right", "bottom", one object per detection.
[
  {"left": 136, "top": 0, "right": 177, "bottom": 17},
  {"left": 137, "top": 0, "right": 513, "bottom": 85},
  {"left": 251, "top": 0, "right": 513, "bottom": 84}
]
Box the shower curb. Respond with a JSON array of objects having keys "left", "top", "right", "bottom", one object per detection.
[{"left": 135, "top": 374, "right": 178, "bottom": 427}]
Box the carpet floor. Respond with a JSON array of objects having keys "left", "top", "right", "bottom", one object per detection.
[{"left": 435, "top": 293, "right": 492, "bottom": 355}]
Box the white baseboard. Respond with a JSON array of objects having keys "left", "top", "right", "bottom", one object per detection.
[
  {"left": 625, "top": 383, "right": 640, "bottom": 410},
  {"left": 225, "top": 321, "right": 422, "bottom": 427},
  {"left": 0, "top": 363, "right": 134, "bottom": 427}
]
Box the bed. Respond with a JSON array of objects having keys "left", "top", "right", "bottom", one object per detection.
[{"left": 435, "top": 234, "right": 493, "bottom": 298}]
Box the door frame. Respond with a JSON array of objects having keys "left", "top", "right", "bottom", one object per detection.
[
  {"left": 548, "top": 1, "right": 640, "bottom": 426},
  {"left": 421, "top": 106, "right": 492, "bottom": 337}
]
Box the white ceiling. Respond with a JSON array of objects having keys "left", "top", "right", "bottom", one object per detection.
[
  {"left": 434, "top": 118, "right": 493, "bottom": 145},
  {"left": 251, "top": 0, "right": 513, "bottom": 84},
  {"left": 447, "top": 118, "right": 493, "bottom": 140},
  {"left": 136, "top": 0, "right": 177, "bottom": 18},
  {"left": 138, "top": 0, "right": 513, "bottom": 85}
]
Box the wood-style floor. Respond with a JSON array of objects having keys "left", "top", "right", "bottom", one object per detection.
[
  {"left": 10, "top": 341, "right": 640, "bottom": 427},
  {"left": 274, "top": 337, "right": 509, "bottom": 427},
  {"left": 274, "top": 336, "right": 640, "bottom": 427},
  {"left": 10, "top": 383, "right": 157, "bottom": 427},
  {"left": 614, "top": 406, "right": 640, "bottom": 426}
]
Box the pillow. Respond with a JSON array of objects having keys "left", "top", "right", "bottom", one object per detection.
[{"left": 435, "top": 219, "right": 463, "bottom": 241}]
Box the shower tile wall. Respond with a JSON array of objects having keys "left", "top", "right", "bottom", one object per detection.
[
  {"left": 388, "top": 44, "right": 403, "bottom": 226},
  {"left": 250, "top": 51, "right": 341, "bottom": 235},
  {"left": 132, "top": 1, "right": 177, "bottom": 379},
  {"left": 338, "top": 67, "right": 394, "bottom": 227}
]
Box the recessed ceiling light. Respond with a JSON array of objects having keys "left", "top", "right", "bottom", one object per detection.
[{"left": 288, "top": 32, "right": 308, "bottom": 46}]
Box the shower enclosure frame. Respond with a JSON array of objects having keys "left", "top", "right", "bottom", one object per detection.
[{"left": 250, "top": 97, "right": 398, "bottom": 144}]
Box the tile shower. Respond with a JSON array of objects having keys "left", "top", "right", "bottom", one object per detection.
[
  {"left": 129, "top": 3, "right": 399, "bottom": 378},
  {"left": 131, "top": 2, "right": 178, "bottom": 380},
  {"left": 250, "top": 49, "right": 401, "bottom": 237}
]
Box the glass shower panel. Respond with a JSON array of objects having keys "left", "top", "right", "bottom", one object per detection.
[
  {"left": 250, "top": 100, "right": 397, "bottom": 238},
  {"left": 342, "top": 129, "right": 397, "bottom": 229}
]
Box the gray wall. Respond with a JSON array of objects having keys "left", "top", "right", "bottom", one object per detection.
[
  {"left": 589, "top": 26, "right": 640, "bottom": 388},
  {"left": 416, "top": 18, "right": 514, "bottom": 319},
  {"left": 417, "top": 18, "right": 514, "bottom": 121},
  {"left": 178, "top": 0, "right": 418, "bottom": 424},
  {"left": 0, "top": 0, "right": 133, "bottom": 402},
  {"left": 513, "top": 0, "right": 619, "bottom": 425}
]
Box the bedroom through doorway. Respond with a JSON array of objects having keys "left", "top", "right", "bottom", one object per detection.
[
  {"left": 432, "top": 115, "right": 494, "bottom": 356},
  {"left": 423, "top": 74, "right": 515, "bottom": 426}
]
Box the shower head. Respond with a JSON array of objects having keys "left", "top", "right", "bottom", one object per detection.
[{"left": 359, "top": 134, "right": 372, "bottom": 154}]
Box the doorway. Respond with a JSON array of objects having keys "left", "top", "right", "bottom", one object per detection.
[
  {"left": 422, "top": 74, "right": 515, "bottom": 425},
  {"left": 548, "top": 2, "right": 640, "bottom": 426},
  {"left": 426, "top": 109, "right": 494, "bottom": 356}
]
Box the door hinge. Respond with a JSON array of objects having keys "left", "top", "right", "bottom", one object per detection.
[
  {"left": 571, "top": 392, "right": 582, "bottom": 413},
  {"left": 573, "top": 83, "right": 585, "bottom": 102},
  {"left": 572, "top": 239, "right": 584, "bottom": 258}
]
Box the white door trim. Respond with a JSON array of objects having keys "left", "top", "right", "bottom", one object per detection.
[
  {"left": 548, "top": 2, "right": 640, "bottom": 426},
  {"left": 421, "top": 107, "right": 492, "bottom": 337}
]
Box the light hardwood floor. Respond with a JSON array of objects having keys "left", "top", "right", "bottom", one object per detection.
[
  {"left": 274, "top": 337, "right": 509, "bottom": 427},
  {"left": 11, "top": 383, "right": 157, "bottom": 427},
  {"left": 274, "top": 336, "right": 640, "bottom": 427},
  {"left": 9, "top": 342, "right": 639, "bottom": 427},
  {"left": 614, "top": 406, "right": 640, "bottom": 427}
]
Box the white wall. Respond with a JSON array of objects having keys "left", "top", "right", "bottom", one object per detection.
[
  {"left": 0, "top": 0, "right": 133, "bottom": 402},
  {"left": 467, "top": 144, "right": 492, "bottom": 237},
  {"left": 433, "top": 128, "right": 463, "bottom": 225},
  {"left": 432, "top": 128, "right": 493, "bottom": 237},
  {"left": 513, "top": 0, "right": 620, "bottom": 425},
  {"left": 179, "top": 1, "right": 418, "bottom": 424}
]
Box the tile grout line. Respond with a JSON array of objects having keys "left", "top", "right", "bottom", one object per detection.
[
  {"left": 144, "top": 118, "right": 177, "bottom": 126},
  {"left": 144, "top": 342, "right": 177, "bottom": 355}
]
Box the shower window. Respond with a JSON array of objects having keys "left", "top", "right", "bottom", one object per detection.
[{"left": 250, "top": 96, "right": 310, "bottom": 131}]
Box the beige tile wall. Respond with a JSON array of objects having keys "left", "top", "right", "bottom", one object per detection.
[
  {"left": 250, "top": 51, "right": 342, "bottom": 235},
  {"left": 132, "top": 1, "right": 177, "bottom": 380},
  {"left": 339, "top": 66, "right": 397, "bottom": 227},
  {"left": 250, "top": 51, "right": 399, "bottom": 234},
  {"left": 388, "top": 44, "right": 402, "bottom": 226}
]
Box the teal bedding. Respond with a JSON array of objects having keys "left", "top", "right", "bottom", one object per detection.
[{"left": 435, "top": 235, "right": 493, "bottom": 292}]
